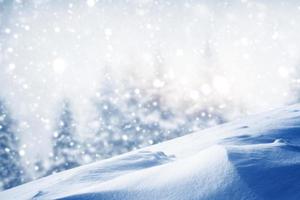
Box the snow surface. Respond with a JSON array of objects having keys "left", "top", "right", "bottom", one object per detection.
[{"left": 1, "top": 104, "right": 300, "bottom": 200}]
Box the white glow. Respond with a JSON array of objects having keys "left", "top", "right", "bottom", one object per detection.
[
  {"left": 201, "top": 84, "right": 212, "bottom": 96},
  {"left": 104, "top": 28, "right": 112, "bottom": 37},
  {"left": 54, "top": 27, "right": 61, "bottom": 33},
  {"left": 52, "top": 58, "right": 67, "bottom": 74},
  {"left": 19, "top": 150, "right": 26, "bottom": 157},
  {"left": 278, "top": 67, "right": 290, "bottom": 78},
  {"left": 190, "top": 90, "right": 200, "bottom": 100},
  {"left": 153, "top": 79, "right": 165, "bottom": 88},
  {"left": 86, "top": 0, "right": 96, "bottom": 7},
  {"left": 213, "top": 76, "right": 231, "bottom": 95},
  {"left": 7, "top": 63, "right": 16, "bottom": 72}
]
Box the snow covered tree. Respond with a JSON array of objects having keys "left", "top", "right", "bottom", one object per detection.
[
  {"left": 47, "top": 100, "right": 80, "bottom": 175},
  {"left": 82, "top": 58, "right": 227, "bottom": 162},
  {"left": 0, "top": 100, "right": 25, "bottom": 190},
  {"left": 32, "top": 158, "right": 46, "bottom": 180},
  {"left": 86, "top": 85, "right": 126, "bottom": 160}
]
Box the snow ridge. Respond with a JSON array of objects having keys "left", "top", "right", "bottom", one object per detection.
[{"left": 1, "top": 104, "right": 300, "bottom": 200}]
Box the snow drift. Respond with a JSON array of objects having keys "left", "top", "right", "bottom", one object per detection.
[{"left": 1, "top": 103, "right": 300, "bottom": 200}]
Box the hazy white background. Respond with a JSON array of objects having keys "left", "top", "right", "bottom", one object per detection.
[{"left": 1, "top": 0, "right": 300, "bottom": 174}]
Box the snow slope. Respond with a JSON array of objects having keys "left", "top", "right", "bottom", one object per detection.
[{"left": 1, "top": 104, "right": 300, "bottom": 200}]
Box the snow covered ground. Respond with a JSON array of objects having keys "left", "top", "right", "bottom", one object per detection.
[{"left": 1, "top": 103, "right": 300, "bottom": 200}]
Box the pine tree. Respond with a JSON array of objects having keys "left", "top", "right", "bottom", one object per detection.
[
  {"left": 0, "top": 100, "right": 24, "bottom": 190},
  {"left": 47, "top": 100, "right": 80, "bottom": 175},
  {"left": 32, "top": 158, "right": 46, "bottom": 180},
  {"left": 88, "top": 89, "right": 126, "bottom": 159}
]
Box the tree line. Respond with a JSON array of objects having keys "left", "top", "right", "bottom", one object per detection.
[{"left": 0, "top": 87, "right": 225, "bottom": 191}]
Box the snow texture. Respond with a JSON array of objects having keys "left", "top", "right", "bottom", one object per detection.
[{"left": 1, "top": 104, "right": 300, "bottom": 200}]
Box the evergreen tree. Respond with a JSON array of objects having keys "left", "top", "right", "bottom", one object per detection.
[
  {"left": 47, "top": 100, "right": 80, "bottom": 175},
  {"left": 84, "top": 58, "right": 227, "bottom": 163},
  {"left": 0, "top": 100, "right": 24, "bottom": 190},
  {"left": 32, "top": 158, "right": 46, "bottom": 180},
  {"left": 87, "top": 88, "right": 126, "bottom": 160}
]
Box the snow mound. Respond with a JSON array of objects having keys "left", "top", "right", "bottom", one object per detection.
[{"left": 1, "top": 104, "right": 300, "bottom": 200}]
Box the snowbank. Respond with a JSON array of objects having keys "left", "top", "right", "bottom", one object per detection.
[{"left": 1, "top": 104, "right": 300, "bottom": 200}]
